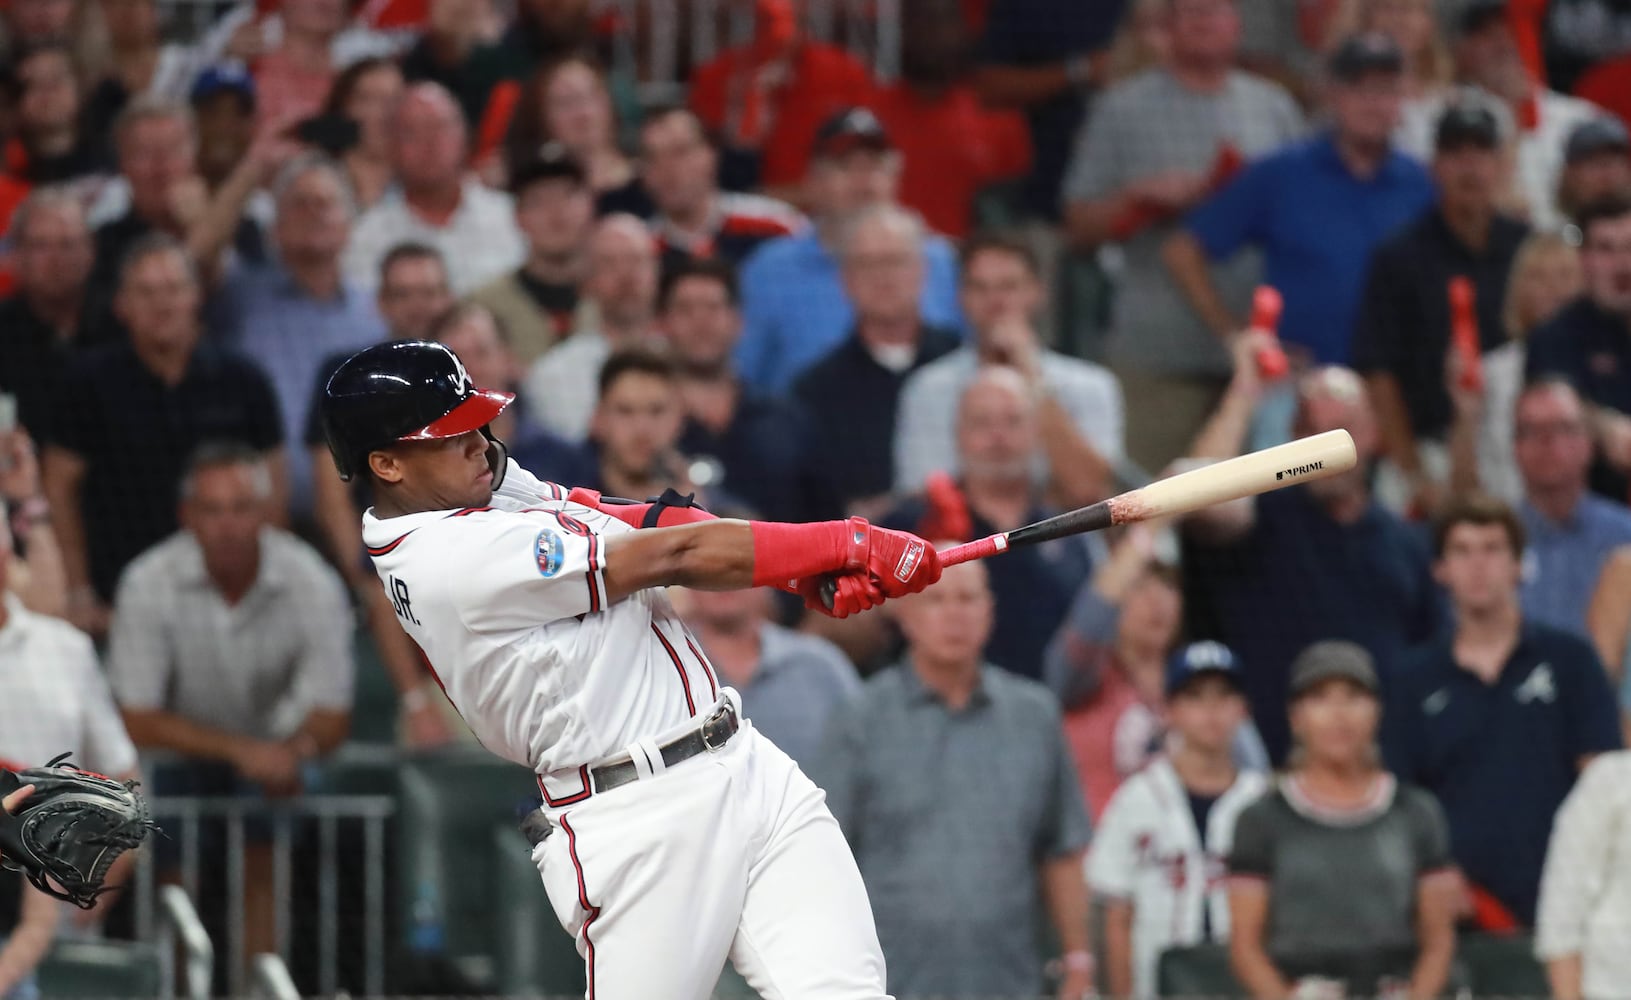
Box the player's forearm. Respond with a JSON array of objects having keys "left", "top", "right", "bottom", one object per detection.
[
  {"left": 1162, "top": 233, "right": 1237, "bottom": 340},
  {"left": 120, "top": 707, "right": 254, "bottom": 765},
  {"left": 1103, "top": 899, "right": 1136, "bottom": 998},
  {"left": 1041, "top": 853, "right": 1092, "bottom": 957},
  {"left": 604, "top": 518, "right": 867, "bottom": 600}
]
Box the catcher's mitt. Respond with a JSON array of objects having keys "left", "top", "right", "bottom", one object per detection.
[{"left": 0, "top": 753, "right": 157, "bottom": 908}]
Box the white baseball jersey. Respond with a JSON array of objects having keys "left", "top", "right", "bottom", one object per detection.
[
  {"left": 360, "top": 461, "right": 721, "bottom": 803},
  {"left": 1087, "top": 757, "right": 1268, "bottom": 1000}
]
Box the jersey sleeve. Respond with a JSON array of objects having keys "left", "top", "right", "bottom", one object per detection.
[
  {"left": 1085, "top": 782, "right": 1141, "bottom": 899},
  {"left": 445, "top": 509, "right": 610, "bottom": 631}
]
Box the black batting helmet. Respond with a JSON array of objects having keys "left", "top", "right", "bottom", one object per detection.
[{"left": 321, "top": 340, "right": 514, "bottom": 485}]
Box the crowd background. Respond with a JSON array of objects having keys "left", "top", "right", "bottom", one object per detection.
[{"left": 4, "top": 0, "right": 1631, "bottom": 998}]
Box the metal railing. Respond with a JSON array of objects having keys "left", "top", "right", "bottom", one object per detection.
[
  {"left": 156, "top": 885, "right": 213, "bottom": 1000},
  {"left": 133, "top": 793, "right": 396, "bottom": 998},
  {"left": 251, "top": 953, "right": 301, "bottom": 1000}
]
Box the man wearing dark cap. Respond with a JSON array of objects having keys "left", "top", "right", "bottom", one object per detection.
[
  {"left": 1164, "top": 34, "right": 1434, "bottom": 367},
  {"left": 1386, "top": 494, "right": 1621, "bottom": 929},
  {"left": 1454, "top": 0, "right": 1604, "bottom": 230},
  {"left": 1354, "top": 98, "right": 1530, "bottom": 516},
  {"left": 735, "top": 107, "right": 964, "bottom": 392},
  {"left": 1557, "top": 117, "right": 1631, "bottom": 227},
  {"left": 1087, "top": 640, "right": 1268, "bottom": 1000},
  {"left": 468, "top": 146, "right": 598, "bottom": 366}
]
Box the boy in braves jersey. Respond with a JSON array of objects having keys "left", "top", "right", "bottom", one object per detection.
[
  {"left": 1087, "top": 642, "right": 1268, "bottom": 1000},
  {"left": 319, "top": 340, "right": 941, "bottom": 1000}
]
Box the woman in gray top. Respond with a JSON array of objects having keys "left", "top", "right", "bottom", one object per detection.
[{"left": 1226, "top": 641, "right": 1460, "bottom": 999}]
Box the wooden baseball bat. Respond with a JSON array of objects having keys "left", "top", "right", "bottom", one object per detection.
[{"left": 939, "top": 429, "right": 1356, "bottom": 566}]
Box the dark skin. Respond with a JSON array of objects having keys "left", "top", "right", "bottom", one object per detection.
[{"left": 368, "top": 429, "right": 761, "bottom": 601}]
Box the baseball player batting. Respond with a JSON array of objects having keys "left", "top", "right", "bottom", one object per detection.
[{"left": 320, "top": 341, "right": 940, "bottom": 1000}]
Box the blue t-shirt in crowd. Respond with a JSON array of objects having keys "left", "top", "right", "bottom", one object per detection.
[
  {"left": 1184, "top": 133, "right": 1434, "bottom": 364},
  {"left": 1385, "top": 623, "right": 1622, "bottom": 926},
  {"left": 1519, "top": 495, "right": 1631, "bottom": 639},
  {"left": 734, "top": 229, "right": 965, "bottom": 393},
  {"left": 1185, "top": 486, "right": 1442, "bottom": 761}
]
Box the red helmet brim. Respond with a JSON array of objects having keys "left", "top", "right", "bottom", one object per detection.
[{"left": 398, "top": 389, "right": 515, "bottom": 440}]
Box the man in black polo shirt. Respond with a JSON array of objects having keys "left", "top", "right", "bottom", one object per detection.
[
  {"left": 0, "top": 189, "right": 94, "bottom": 442},
  {"left": 1355, "top": 99, "right": 1529, "bottom": 515},
  {"left": 1385, "top": 495, "right": 1621, "bottom": 929},
  {"left": 792, "top": 205, "right": 959, "bottom": 518},
  {"left": 1526, "top": 193, "right": 1631, "bottom": 500},
  {"left": 41, "top": 234, "right": 284, "bottom": 637}
]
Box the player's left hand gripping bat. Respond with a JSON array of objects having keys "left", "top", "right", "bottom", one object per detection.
[{"left": 824, "top": 430, "right": 1357, "bottom": 607}]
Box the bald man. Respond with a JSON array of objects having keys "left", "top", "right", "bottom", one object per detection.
[
  {"left": 881, "top": 367, "right": 1094, "bottom": 679},
  {"left": 1182, "top": 364, "right": 1442, "bottom": 761},
  {"left": 343, "top": 82, "right": 525, "bottom": 295},
  {"left": 523, "top": 214, "right": 663, "bottom": 440}
]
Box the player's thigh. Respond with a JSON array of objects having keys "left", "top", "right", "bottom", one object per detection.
[
  {"left": 532, "top": 783, "right": 748, "bottom": 999},
  {"left": 730, "top": 757, "right": 891, "bottom": 1000}
]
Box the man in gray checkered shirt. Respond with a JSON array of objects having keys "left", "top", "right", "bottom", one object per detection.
[{"left": 1063, "top": 0, "right": 1302, "bottom": 473}]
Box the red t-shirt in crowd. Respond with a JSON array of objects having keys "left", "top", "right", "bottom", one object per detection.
[
  {"left": 1575, "top": 55, "right": 1631, "bottom": 133},
  {"left": 252, "top": 49, "right": 335, "bottom": 138},
  {"left": 689, "top": 41, "right": 875, "bottom": 189},
  {"left": 867, "top": 82, "right": 1031, "bottom": 237},
  {"left": 1060, "top": 663, "right": 1162, "bottom": 823}
]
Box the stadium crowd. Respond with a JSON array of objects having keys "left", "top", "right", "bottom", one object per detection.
[{"left": 5, "top": 0, "right": 1631, "bottom": 997}]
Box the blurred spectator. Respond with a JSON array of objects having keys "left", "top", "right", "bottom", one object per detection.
[
  {"left": 1165, "top": 33, "right": 1434, "bottom": 367},
  {"left": 1233, "top": 0, "right": 1341, "bottom": 108},
  {"left": 469, "top": 145, "right": 596, "bottom": 365},
  {"left": 683, "top": 584, "right": 858, "bottom": 771},
  {"left": 1536, "top": 750, "right": 1631, "bottom": 1000},
  {"left": 639, "top": 106, "right": 803, "bottom": 271},
  {"left": 886, "top": 367, "right": 1094, "bottom": 679},
  {"left": 196, "top": 0, "right": 407, "bottom": 72},
  {"left": 397, "top": 0, "right": 503, "bottom": 113},
  {"left": 43, "top": 235, "right": 285, "bottom": 636},
  {"left": 812, "top": 559, "right": 1094, "bottom": 1000},
  {"left": 321, "top": 57, "right": 404, "bottom": 211},
  {"left": 735, "top": 108, "right": 963, "bottom": 393},
  {"left": 1, "top": 429, "right": 66, "bottom": 619},
  {"left": 213, "top": 155, "right": 385, "bottom": 519},
  {"left": 894, "top": 234, "right": 1120, "bottom": 505},
  {"left": 866, "top": 0, "right": 1031, "bottom": 239},
  {"left": 1229, "top": 642, "right": 1458, "bottom": 998},
  {"left": 4, "top": 42, "right": 112, "bottom": 186},
  {"left": 792, "top": 205, "right": 959, "bottom": 517},
  {"left": 108, "top": 442, "right": 350, "bottom": 971},
  {"left": 1556, "top": 117, "right": 1631, "bottom": 226},
  {"left": 583, "top": 348, "right": 696, "bottom": 503},
  {"left": 0, "top": 189, "right": 94, "bottom": 442},
  {"left": 1537, "top": 0, "right": 1631, "bottom": 96},
  {"left": 1387, "top": 495, "right": 1621, "bottom": 929},
  {"left": 1453, "top": 0, "right": 1602, "bottom": 230},
  {"left": 81, "top": 0, "right": 206, "bottom": 146},
  {"left": 1064, "top": 0, "right": 1303, "bottom": 472},
  {"left": 188, "top": 67, "right": 259, "bottom": 196},
  {"left": 1326, "top": 0, "right": 1456, "bottom": 161},
  {"left": 372, "top": 241, "right": 452, "bottom": 343},
  {"left": 1462, "top": 232, "right": 1583, "bottom": 503},
  {"left": 524, "top": 213, "right": 660, "bottom": 441},
  {"left": 1525, "top": 194, "right": 1631, "bottom": 496},
  {"left": 508, "top": 55, "right": 646, "bottom": 216},
  {"left": 252, "top": 0, "right": 345, "bottom": 138},
  {"left": 973, "top": 0, "right": 1126, "bottom": 221},
  {"left": 83, "top": 99, "right": 208, "bottom": 341},
  {"left": 1509, "top": 380, "right": 1631, "bottom": 638},
  {"left": 1588, "top": 546, "right": 1631, "bottom": 688},
  {"left": 1355, "top": 101, "right": 1528, "bottom": 515},
  {"left": 688, "top": 0, "right": 874, "bottom": 197},
  {"left": 1045, "top": 526, "right": 1270, "bottom": 820},
  {"left": 1185, "top": 365, "right": 1439, "bottom": 761},
  {"left": 343, "top": 82, "right": 524, "bottom": 295},
  {"left": 663, "top": 258, "right": 816, "bottom": 523},
  {"left": 1087, "top": 640, "right": 1269, "bottom": 1000}
]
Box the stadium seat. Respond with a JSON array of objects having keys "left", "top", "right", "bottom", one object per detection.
[
  {"left": 1156, "top": 943, "right": 1243, "bottom": 998},
  {"left": 395, "top": 752, "right": 542, "bottom": 992},
  {"left": 35, "top": 940, "right": 163, "bottom": 998},
  {"left": 1457, "top": 932, "right": 1548, "bottom": 996},
  {"left": 490, "top": 823, "right": 586, "bottom": 995}
]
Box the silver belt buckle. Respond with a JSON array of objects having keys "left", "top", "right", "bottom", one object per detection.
[{"left": 701, "top": 705, "right": 734, "bottom": 752}]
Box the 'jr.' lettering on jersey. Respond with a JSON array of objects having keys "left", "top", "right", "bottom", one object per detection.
[{"left": 390, "top": 574, "right": 420, "bottom": 625}]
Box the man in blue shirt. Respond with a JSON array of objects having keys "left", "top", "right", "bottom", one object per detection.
[
  {"left": 734, "top": 109, "right": 963, "bottom": 392},
  {"left": 1385, "top": 495, "right": 1621, "bottom": 928},
  {"left": 1164, "top": 33, "right": 1434, "bottom": 365},
  {"left": 1512, "top": 379, "right": 1631, "bottom": 637}
]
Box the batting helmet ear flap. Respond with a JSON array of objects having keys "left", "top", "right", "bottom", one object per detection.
[{"left": 482, "top": 427, "right": 509, "bottom": 490}]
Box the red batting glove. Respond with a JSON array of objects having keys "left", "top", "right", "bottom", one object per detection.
[
  {"left": 797, "top": 573, "right": 883, "bottom": 618},
  {"left": 862, "top": 525, "right": 943, "bottom": 598}
]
